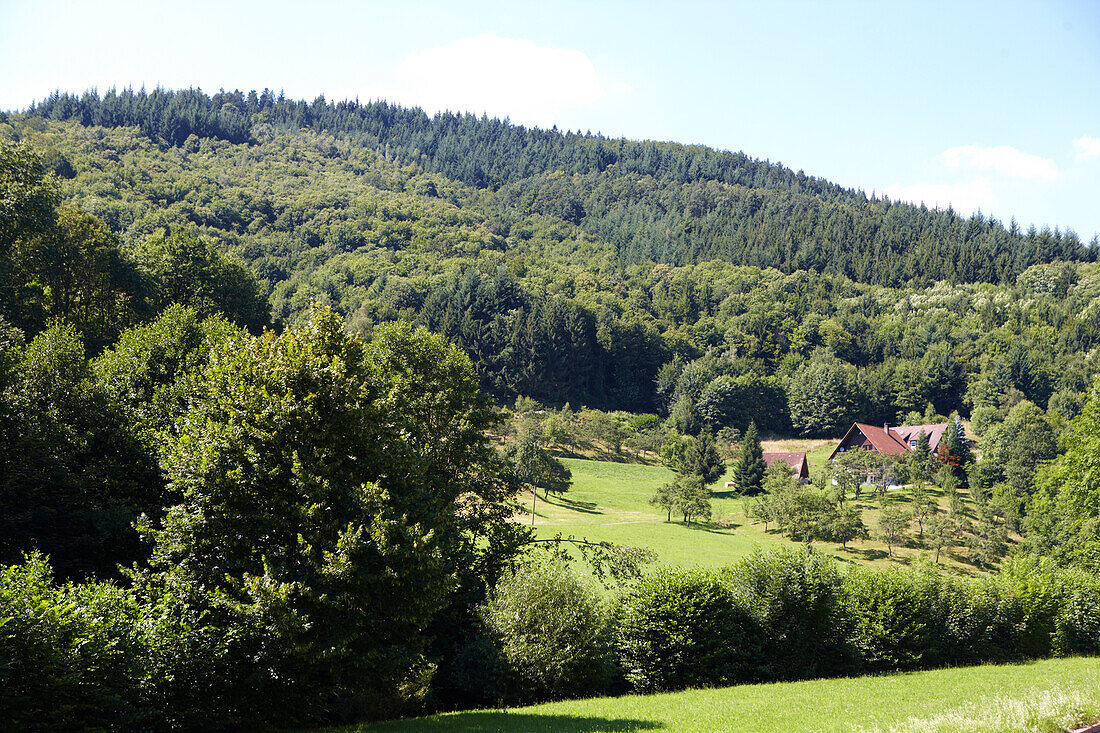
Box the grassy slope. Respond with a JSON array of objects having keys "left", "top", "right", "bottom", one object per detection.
[
  {"left": 332, "top": 657, "right": 1100, "bottom": 733},
  {"left": 527, "top": 452, "right": 991, "bottom": 574}
]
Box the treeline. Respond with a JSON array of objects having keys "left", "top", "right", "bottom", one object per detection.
[{"left": 21, "top": 88, "right": 1098, "bottom": 286}]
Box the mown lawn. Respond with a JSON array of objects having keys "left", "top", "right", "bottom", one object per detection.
[
  {"left": 325, "top": 656, "right": 1100, "bottom": 733},
  {"left": 527, "top": 457, "right": 990, "bottom": 574}
]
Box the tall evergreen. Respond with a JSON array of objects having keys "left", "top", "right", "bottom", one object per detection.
[
  {"left": 732, "top": 421, "right": 766, "bottom": 496},
  {"left": 685, "top": 429, "right": 725, "bottom": 484},
  {"left": 937, "top": 416, "right": 974, "bottom": 487}
]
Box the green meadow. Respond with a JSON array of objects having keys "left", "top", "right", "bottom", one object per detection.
[
  {"left": 331, "top": 657, "right": 1100, "bottom": 733},
  {"left": 528, "top": 452, "right": 989, "bottom": 574}
]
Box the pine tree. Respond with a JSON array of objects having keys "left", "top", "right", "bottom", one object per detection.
[
  {"left": 685, "top": 429, "right": 724, "bottom": 484},
  {"left": 937, "top": 416, "right": 974, "bottom": 487},
  {"left": 732, "top": 421, "right": 766, "bottom": 496}
]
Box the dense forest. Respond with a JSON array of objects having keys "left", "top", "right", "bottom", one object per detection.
[
  {"left": 3, "top": 89, "right": 1100, "bottom": 730},
  {"left": 23, "top": 88, "right": 1099, "bottom": 285}
]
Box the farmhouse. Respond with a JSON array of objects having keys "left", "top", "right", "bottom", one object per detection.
[
  {"left": 826, "top": 422, "right": 957, "bottom": 485},
  {"left": 762, "top": 452, "right": 810, "bottom": 483},
  {"left": 827, "top": 423, "right": 950, "bottom": 461}
]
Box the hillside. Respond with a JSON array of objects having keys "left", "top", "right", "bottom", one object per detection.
[
  {"left": 20, "top": 88, "right": 1099, "bottom": 286},
  {"left": 3, "top": 104, "right": 1100, "bottom": 421}
]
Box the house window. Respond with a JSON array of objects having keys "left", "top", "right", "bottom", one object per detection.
[{"left": 909, "top": 440, "right": 917, "bottom": 447}]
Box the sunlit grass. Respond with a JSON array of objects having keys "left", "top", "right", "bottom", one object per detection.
[
  {"left": 527, "top": 458, "right": 990, "bottom": 574},
  {"left": 326, "top": 657, "right": 1100, "bottom": 733}
]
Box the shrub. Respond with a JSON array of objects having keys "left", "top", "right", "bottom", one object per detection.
[
  {"left": 615, "top": 567, "right": 760, "bottom": 693},
  {"left": 726, "top": 548, "right": 856, "bottom": 680},
  {"left": 0, "top": 555, "right": 150, "bottom": 732},
  {"left": 847, "top": 567, "right": 950, "bottom": 672},
  {"left": 1053, "top": 570, "right": 1100, "bottom": 656},
  {"left": 481, "top": 559, "right": 612, "bottom": 703}
]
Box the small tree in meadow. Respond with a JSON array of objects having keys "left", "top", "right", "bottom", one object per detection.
[{"left": 878, "top": 502, "right": 911, "bottom": 558}]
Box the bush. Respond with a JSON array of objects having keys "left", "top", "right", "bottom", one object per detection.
[
  {"left": 481, "top": 559, "right": 612, "bottom": 703},
  {"left": 1054, "top": 570, "right": 1100, "bottom": 656},
  {"left": 725, "top": 548, "right": 856, "bottom": 680},
  {"left": 615, "top": 567, "right": 760, "bottom": 693},
  {"left": 848, "top": 567, "right": 951, "bottom": 672},
  {"left": 0, "top": 555, "right": 150, "bottom": 732}
]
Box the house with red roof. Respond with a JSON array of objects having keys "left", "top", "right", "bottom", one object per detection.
[
  {"left": 762, "top": 452, "right": 810, "bottom": 483},
  {"left": 827, "top": 422, "right": 953, "bottom": 485}
]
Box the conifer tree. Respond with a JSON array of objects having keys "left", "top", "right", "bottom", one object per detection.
[
  {"left": 732, "top": 421, "right": 766, "bottom": 496},
  {"left": 938, "top": 416, "right": 974, "bottom": 487},
  {"left": 685, "top": 429, "right": 724, "bottom": 484}
]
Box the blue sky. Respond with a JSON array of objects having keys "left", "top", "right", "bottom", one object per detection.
[{"left": 2, "top": 0, "right": 1098, "bottom": 238}]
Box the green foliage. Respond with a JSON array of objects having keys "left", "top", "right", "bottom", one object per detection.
[
  {"left": 0, "top": 554, "right": 150, "bottom": 732},
  {"left": 731, "top": 421, "right": 765, "bottom": 496},
  {"left": 508, "top": 419, "right": 573, "bottom": 498},
  {"left": 725, "top": 548, "right": 856, "bottom": 680},
  {"left": 480, "top": 559, "right": 612, "bottom": 703},
  {"left": 787, "top": 352, "right": 859, "bottom": 437},
  {"left": 878, "top": 502, "right": 912, "bottom": 557},
  {"left": 13, "top": 206, "right": 148, "bottom": 351},
  {"left": 132, "top": 307, "right": 525, "bottom": 726},
  {"left": 847, "top": 567, "right": 947, "bottom": 672},
  {"left": 650, "top": 474, "right": 712, "bottom": 524},
  {"left": 936, "top": 416, "right": 974, "bottom": 487},
  {"left": 1024, "top": 376, "right": 1100, "bottom": 572},
  {"left": 93, "top": 304, "right": 243, "bottom": 440},
  {"left": 979, "top": 400, "right": 1057, "bottom": 494},
  {"left": 133, "top": 230, "right": 270, "bottom": 333},
  {"left": 615, "top": 567, "right": 760, "bottom": 693},
  {"left": 0, "top": 321, "right": 159, "bottom": 578},
  {"left": 683, "top": 429, "right": 724, "bottom": 483}
]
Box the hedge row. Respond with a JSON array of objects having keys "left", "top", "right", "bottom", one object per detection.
[
  {"left": 4, "top": 550, "right": 1100, "bottom": 727},
  {"left": 476, "top": 549, "right": 1100, "bottom": 703}
]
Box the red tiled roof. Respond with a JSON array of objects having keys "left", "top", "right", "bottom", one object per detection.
[
  {"left": 890, "top": 424, "right": 949, "bottom": 452},
  {"left": 762, "top": 452, "right": 808, "bottom": 478},
  {"left": 828, "top": 423, "right": 910, "bottom": 460},
  {"left": 854, "top": 423, "right": 911, "bottom": 456}
]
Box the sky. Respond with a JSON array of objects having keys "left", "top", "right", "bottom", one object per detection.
[{"left": 2, "top": 0, "right": 1098, "bottom": 238}]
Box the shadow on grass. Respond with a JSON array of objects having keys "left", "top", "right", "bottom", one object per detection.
[
  {"left": 843, "top": 546, "right": 889, "bottom": 562},
  {"left": 336, "top": 713, "right": 663, "bottom": 732},
  {"left": 681, "top": 521, "right": 734, "bottom": 535},
  {"left": 544, "top": 495, "right": 603, "bottom": 515}
]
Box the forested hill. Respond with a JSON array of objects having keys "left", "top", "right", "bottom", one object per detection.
[{"left": 20, "top": 88, "right": 1098, "bottom": 285}]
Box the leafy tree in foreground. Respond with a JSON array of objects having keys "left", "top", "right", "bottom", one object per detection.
[
  {"left": 731, "top": 421, "right": 766, "bottom": 496},
  {"left": 131, "top": 307, "right": 526, "bottom": 726},
  {"left": 0, "top": 320, "right": 159, "bottom": 579}
]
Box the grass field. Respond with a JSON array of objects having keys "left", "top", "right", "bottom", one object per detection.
[
  {"left": 525, "top": 453, "right": 991, "bottom": 574},
  {"left": 330, "top": 657, "right": 1100, "bottom": 733}
]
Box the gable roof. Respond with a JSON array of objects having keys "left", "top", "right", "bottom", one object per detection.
[
  {"left": 762, "top": 452, "right": 809, "bottom": 477},
  {"left": 828, "top": 423, "right": 910, "bottom": 460},
  {"left": 890, "top": 424, "right": 949, "bottom": 451}
]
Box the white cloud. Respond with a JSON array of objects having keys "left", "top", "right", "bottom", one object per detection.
[
  {"left": 1074, "top": 135, "right": 1100, "bottom": 161},
  {"left": 377, "top": 33, "right": 616, "bottom": 128},
  {"left": 883, "top": 177, "right": 996, "bottom": 216},
  {"left": 938, "top": 145, "right": 1057, "bottom": 182}
]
